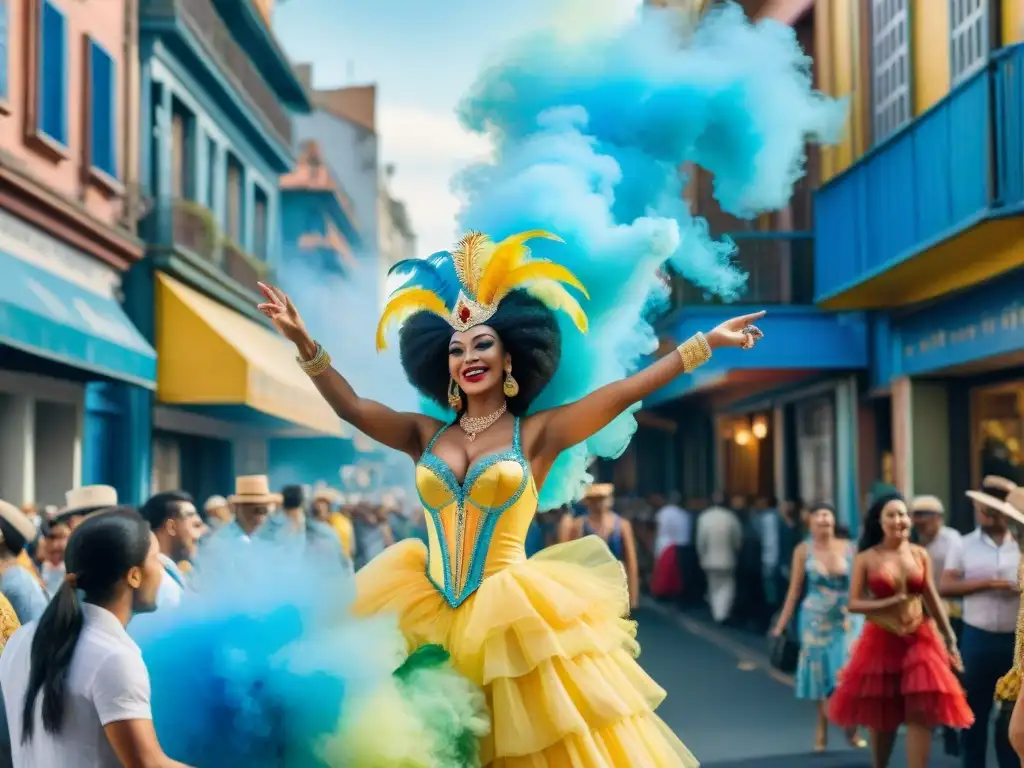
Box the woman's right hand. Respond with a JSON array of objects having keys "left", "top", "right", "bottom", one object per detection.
[
  {"left": 257, "top": 282, "right": 314, "bottom": 352},
  {"left": 769, "top": 624, "right": 783, "bottom": 638}
]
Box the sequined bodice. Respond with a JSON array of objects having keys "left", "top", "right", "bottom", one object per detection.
[
  {"left": 867, "top": 567, "right": 926, "bottom": 598},
  {"left": 417, "top": 418, "right": 536, "bottom": 608}
]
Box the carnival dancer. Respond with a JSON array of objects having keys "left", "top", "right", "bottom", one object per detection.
[
  {"left": 771, "top": 502, "right": 864, "bottom": 752},
  {"left": 256, "top": 223, "right": 765, "bottom": 766},
  {"left": 828, "top": 493, "right": 972, "bottom": 768}
]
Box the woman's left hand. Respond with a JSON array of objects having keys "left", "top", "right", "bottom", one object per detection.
[
  {"left": 707, "top": 311, "right": 766, "bottom": 350},
  {"left": 949, "top": 644, "right": 964, "bottom": 673}
]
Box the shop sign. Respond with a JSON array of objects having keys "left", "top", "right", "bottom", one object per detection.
[{"left": 897, "top": 270, "right": 1024, "bottom": 375}]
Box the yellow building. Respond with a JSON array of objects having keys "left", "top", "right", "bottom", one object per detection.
[{"left": 812, "top": 0, "right": 1024, "bottom": 526}]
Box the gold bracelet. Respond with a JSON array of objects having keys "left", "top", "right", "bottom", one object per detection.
[
  {"left": 297, "top": 343, "right": 332, "bottom": 377},
  {"left": 676, "top": 332, "right": 712, "bottom": 373}
]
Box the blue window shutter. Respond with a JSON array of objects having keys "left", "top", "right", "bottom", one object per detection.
[
  {"left": 0, "top": 2, "right": 9, "bottom": 101},
  {"left": 38, "top": 0, "right": 67, "bottom": 146},
  {"left": 89, "top": 41, "right": 117, "bottom": 177}
]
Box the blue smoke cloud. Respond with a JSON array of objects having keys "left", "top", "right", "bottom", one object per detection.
[{"left": 453, "top": 3, "right": 846, "bottom": 506}]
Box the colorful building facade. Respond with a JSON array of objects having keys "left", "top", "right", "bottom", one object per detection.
[
  {"left": 129, "top": 0, "right": 346, "bottom": 505},
  {"left": 813, "top": 0, "right": 1024, "bottom": 529},
  {"left": 0, "top": 0, "right": 153, "bottom": 509}
]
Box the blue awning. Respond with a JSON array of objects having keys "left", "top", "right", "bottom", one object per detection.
[{"left": 0, "top": 251, "right": 156, "bottom": 388}]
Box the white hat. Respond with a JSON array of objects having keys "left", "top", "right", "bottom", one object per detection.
[
  {"left": 0, "top": 500, "right": 38, "bottom": 543},
  {"left": 57, "top": 485, "right": 118, "bottom": 520},
  {"left": 969, "top": 485, "right": 1024, "bottom": 528},
  {"left": 204, "top": 495, "right": 228, "bottom": 511}
]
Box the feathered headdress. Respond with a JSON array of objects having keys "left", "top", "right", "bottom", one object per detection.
[{"left": 375, "top": 230, "right": 590, "bottom": 351}]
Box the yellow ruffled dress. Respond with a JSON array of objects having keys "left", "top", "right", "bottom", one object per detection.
[{"left": 354, "top": 419, "right": 697, "bottom": 767}]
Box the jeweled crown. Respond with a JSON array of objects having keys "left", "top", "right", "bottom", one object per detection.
[{"left": 375, "top": 230, "right": 591, "bottom": 351}]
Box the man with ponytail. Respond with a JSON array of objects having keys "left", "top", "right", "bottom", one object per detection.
[{"left": 0, "top": 507, "right": 190, "bottom": 767}]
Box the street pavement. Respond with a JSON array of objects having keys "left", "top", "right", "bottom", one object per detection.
[{"left": 635, "top": 602, "right": 963, "bottom": 768}]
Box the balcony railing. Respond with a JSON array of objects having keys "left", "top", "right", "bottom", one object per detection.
[
  {"left": 671, "top": 232, "right": 814, "bottom": 308},
  {"left": 142, "top": 198, "right": 270, "bottom": 288},
  {"left": 814, "top": 43, "right": 1024, "bottom": 302},
  {"left": 141, "top": 0, "right": 292, "bottom": 149}
]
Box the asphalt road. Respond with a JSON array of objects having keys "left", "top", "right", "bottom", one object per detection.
[{"left": 635, "top": 602, "right": 963, "bottom": 768}]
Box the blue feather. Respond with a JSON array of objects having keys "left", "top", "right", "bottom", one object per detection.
[{"left": 386, "top": 251, "right": 461, "bottom": 307}]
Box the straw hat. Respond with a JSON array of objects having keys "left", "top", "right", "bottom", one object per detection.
[
  {"left": 967, "top": 475, "right": 1022, "bottom": 523},
  {"left": 911, "top": 495, "right": 944, "bottom": 515},
  {"left": 970, "top": 485, "right": 1024, "bottom": 528},
  {"left": 581, "top": 483, "right": 615, "bottom": 501},
  {"left": 229, "top": 475, "right": 277, "bottom": 505},
  {"left": 57, "top": 485, "right": 118, "bottom": 520},
  {"left": 0, "top": 500, "right": 38, "bottom": 543}
]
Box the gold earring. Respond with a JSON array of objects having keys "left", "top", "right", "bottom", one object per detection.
[
  {"left": 448, "top": 378, "right": 463, "bottom": 411},
  {"left": 503, "top": 366, "right": 520, "bottom": 397}
]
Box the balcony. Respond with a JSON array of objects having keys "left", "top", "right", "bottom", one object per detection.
[
  {"left": 649, "top": 231, "right": 866, "bottom": 407},
  {"left": 814, "top": 43, "right": 1024, "bottom": 310},
  {"left": 671, "top": 232, "right": 814, "bottom": 309},
  {"left": 140, "top": 0, "right": 292, "bottom": 151},
  {"left": 141, "top": 198, "right": 270, "bottom": 317}
]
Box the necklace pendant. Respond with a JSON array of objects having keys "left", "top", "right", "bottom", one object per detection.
[{"left": 466, "top": 433, "right": 476, "bottom": 443}]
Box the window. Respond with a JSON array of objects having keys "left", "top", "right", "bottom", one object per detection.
[
  {"left": 87, "top": 39, "right": 117, "bottom": 178},
  {"left": 0, "top": 1, "right": 10, "bottom": 102},
  {"left": 170, "top": 100, "right": 194, "bottom": 199},
  {"left": 37, "top": 0, "right": 68, "bottom": 146},
  {"left": 950, "top": 0, "right": 990, "bottom": 85},
  {"left": 204, "top": 136, "right": 216, "bottom": 208},
  {"left": 225, "top": 154, "right": 244, "bottom": 242},
  {"left": 796, "top": 396, "right": 836, "bottom": 506},
  {"left": 253, "top": 186, "right": 268, "bottom": 260},
  {"left": 871, "top": 0, "right": 911, "bottom": 143}
]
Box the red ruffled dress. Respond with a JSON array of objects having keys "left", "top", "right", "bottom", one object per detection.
[{"left": 828, "top": 568, "right": 974, "bottom": 732}]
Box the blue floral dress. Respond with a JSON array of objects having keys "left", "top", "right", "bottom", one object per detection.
[{"left": 795, "top": 542, "right": 862, "bottom": 700}]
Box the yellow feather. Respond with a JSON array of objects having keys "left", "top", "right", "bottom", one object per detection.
[
  {"left": 476, "top": 230, "right": 564, "bottom": 304},
  {"left": 500, "top": 261, "right": 589, "bottom": 300},
  {"left": 375, "top": 288, "right": 449, "bottom": 351},
  {"left": 523, "top": 282, "right": 589, "bottom": 334},
  {"left": 451, "top": 232, "right": 492, "bottom": 295}
]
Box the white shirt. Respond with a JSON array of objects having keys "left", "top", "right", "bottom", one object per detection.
[
  {"left": 0, "top": 604, "right": 152, "bottom": 768},
  {"left": 759, "top": 511, "right": 780, "bottom": 567},
  {"left": 925, "top": 526, "right": 962, "bottom": 578},
  {"left": 156, "top": 554, "right": 185, "bottom": 609},
  {"left": 654, "top": 504, "right": 691, "bottom": 557},
  {"left": 696, "top": 506, "right": 743, "bottom": 570},
  {"left": 945, "top": 528, "right": 1020, "bottom": 633}
]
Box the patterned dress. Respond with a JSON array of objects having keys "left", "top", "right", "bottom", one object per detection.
[{"left": 796, "top": 542, "right": 861, "bottom": 700}]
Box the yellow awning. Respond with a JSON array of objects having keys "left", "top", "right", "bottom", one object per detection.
[{"left": 155, "top": 274, "right": 344, "bottom": 436}]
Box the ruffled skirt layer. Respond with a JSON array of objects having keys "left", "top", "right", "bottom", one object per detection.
[
  {"left": 354, "top": 535, "right": 697, "bottom": 767},
  {"left": 827, "top": 620, "right": 973, "bottom": 732}
]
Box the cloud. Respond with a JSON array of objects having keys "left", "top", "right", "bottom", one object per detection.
[{"left": 377, "top": 104, "right": 492, "bottom": 252}]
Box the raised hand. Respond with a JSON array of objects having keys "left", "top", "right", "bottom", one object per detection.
[
  {"left": 256, "top": 282, "right": 310, "bottom": 346},
  {"left": 707, "top": 310, "right": 766, "bottom": 350}
]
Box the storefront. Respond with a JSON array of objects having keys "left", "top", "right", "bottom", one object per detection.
[
  {"left": 146, "top": 273, "right": 346, "bottom": 502},
  {"left": 0, "top": 209, "right": 153, "bottom": 507},
  {"left": 879, "top": 266, "right": 1024, "bottom": 527}
]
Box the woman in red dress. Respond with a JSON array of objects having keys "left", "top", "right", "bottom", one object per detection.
[{"left": 829, "top": 492, "right": 972, "bottom": 767}]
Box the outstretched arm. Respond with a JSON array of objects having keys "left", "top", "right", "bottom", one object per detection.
[
  {"left": 532, "top": 311, "right": 764, "bottom": 461},
  {"left": 258, "top": 283, "right": 439, "bottom": 458}
]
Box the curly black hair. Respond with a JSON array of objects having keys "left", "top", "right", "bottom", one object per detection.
[
  {"left": 858, "top": 491, "right": 906, "bottom": 552},
  {"left": 398, "top": 290, "right": 561, "bottom": 416}
]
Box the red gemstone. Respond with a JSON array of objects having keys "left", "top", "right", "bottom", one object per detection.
[{"left": 459, "top": 306, "right": 471, "bottom": 323}]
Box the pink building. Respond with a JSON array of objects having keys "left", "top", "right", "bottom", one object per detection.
[{"left": 0, "top": 0, "right": 153, "bottom": 510}]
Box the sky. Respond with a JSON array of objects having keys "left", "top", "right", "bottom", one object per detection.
[{"left": 273, "top": 0, "right": 644, "bottom": 254}]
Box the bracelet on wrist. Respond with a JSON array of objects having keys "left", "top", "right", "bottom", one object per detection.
[
  {"left": 296, "top": 342, "right": 332, "bottom": 377},
  {"left": 676, "top": 332, "right": 712, "bottom": 373}
]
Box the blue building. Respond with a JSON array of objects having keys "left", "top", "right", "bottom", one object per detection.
[
  {"left": 127, "top": 0, "right": 346, "bottom": 505},
  {"left": 813, "top": 10, "right": 1024, "bottom": 529}
]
